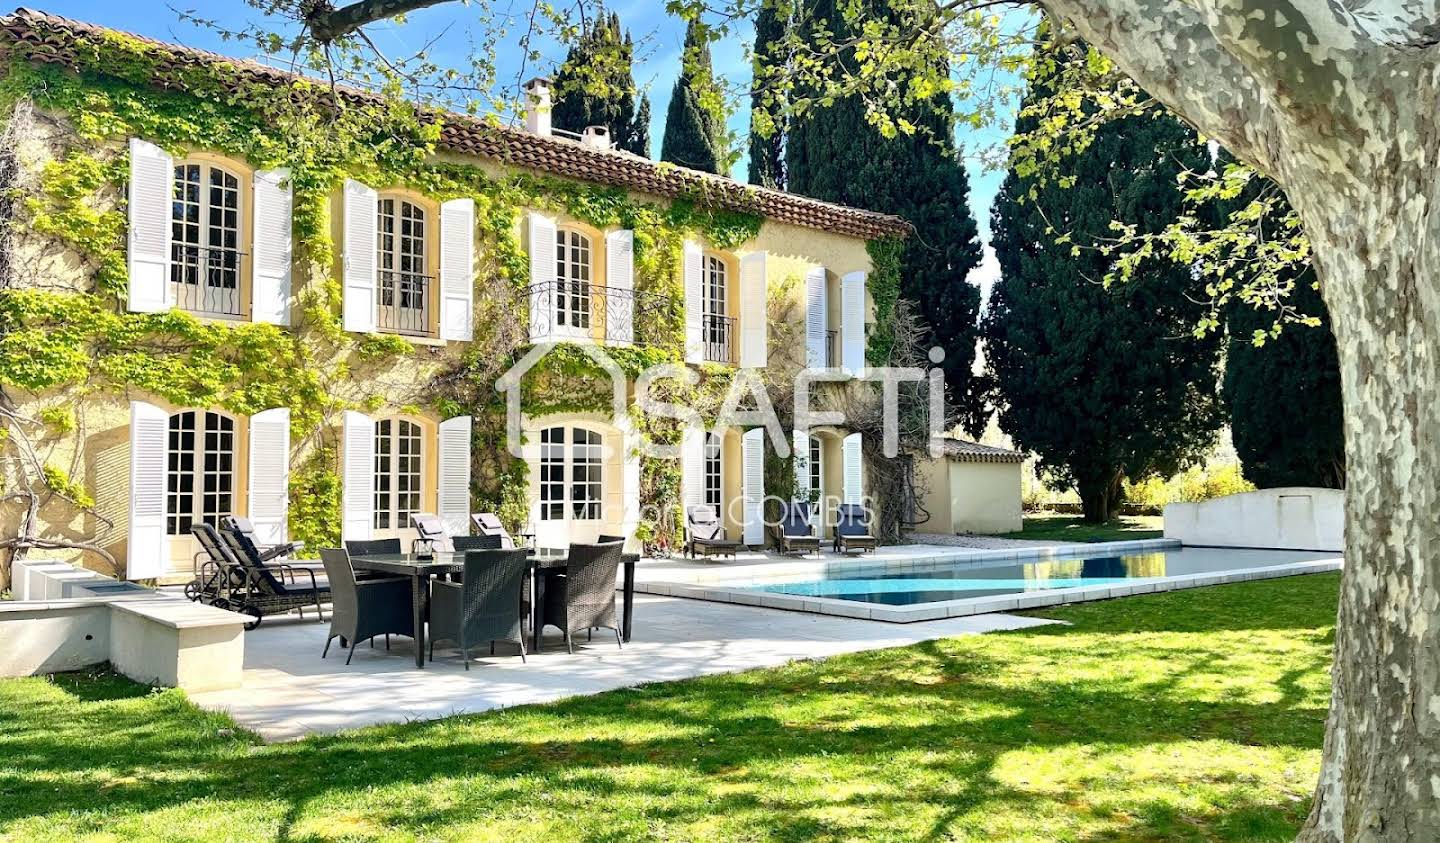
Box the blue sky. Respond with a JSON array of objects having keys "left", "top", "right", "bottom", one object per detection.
[{"left": 43, "top": 0, "right": 1012, "bottom": 290}]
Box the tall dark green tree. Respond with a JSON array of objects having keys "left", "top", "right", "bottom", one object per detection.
[
  {"left": 984, "top": 74, "right": 1223, "bottom": 523},
  {"left": 660, "top": 19, "right": 727, "bottom": 173},
  {"left": 1225, "top": 265, "right": 1346, "bottom": 488},
  {"left": 747, "top": 0, "right": 789, "bottom": 189},
  {"left": 551, "top": 12, "right": 650, "bottom": 157},
  {"left": 784, "top": 0, "right": 984, "bottom": 427}
]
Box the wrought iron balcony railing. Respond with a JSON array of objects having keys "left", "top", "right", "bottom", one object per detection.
[
  {"left": 377, "top": 269, "right": 435, "bottom": 337},
  {"left": 701, "top": 313, "right": 735, "bottom": 364},
  {"left": 526, "top": 280, "right": 668, "bottom": 346},
  {"left": 170, "top": 244, "right": 244, "bottom": 317}
]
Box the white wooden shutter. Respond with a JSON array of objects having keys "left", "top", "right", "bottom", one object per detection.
[
  {"left": 842, "top": 432, "right": 864, "bottom": 505},
  {"left": 247, "top": 407, "right": 290, "bottom": 544},
  {"left": 792, "top": 429, "right": 809, "bottom": 499},
  {"left": 681, "top": 426, "right": 706, "bottom": 511},
  {"left": 126, "top": 401, "right": 169, "bottom": 579},
  {"left": 742, "top": 428, "right": 766, "bottom": 546},
  {"left": 251, "top": 168, "right": 293, "bottom": 325},
  {"left": 437, "top": 415, "right": 472, "bottom": 538},
  {"left": 527, "top": 212, "right": 557, "bottom": 342},
  {"left": 126, "top": 139, "right": 172, "bottom": 314},
  {"left": 842, "top": 271, "right": 867, "bottom": 375},
  {"left": 605, "top": 229, "right": 635, "bottom": 345},
  {"left": 439, "top": 199, "right": 475, "bottom": 342},
  {"left": 805, "top": 266, "right": 828, "bottom": 368},
  {"left": 341, "top": 180, "right": 377, "bottom": 333},
  {"left": 739, "top": 251, "right": 768, "bottom": 368},
  {"left": 341, "top": 411, "right": 375, "bottom": 542},
  {"left": 683, "top": 240, "right": 704, "bottom": 363}
]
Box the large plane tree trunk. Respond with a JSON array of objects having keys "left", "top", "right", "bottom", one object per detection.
[
  {"left": 1034, "top": 0, "right": 1440, "bottom": 838},
  {"left": 1289, "top": 163, "right": 1440, "bottom": 843}
]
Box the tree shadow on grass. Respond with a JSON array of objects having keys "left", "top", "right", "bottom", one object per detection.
[
  {"left": 1, "top": 660, "right": 1327, "bottom": 839},
  {"left": 0, "top": 575, "right": 1337, "bottom": 840}
]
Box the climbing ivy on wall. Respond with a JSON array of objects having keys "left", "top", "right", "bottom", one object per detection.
[
  {"left": 0, "top": 27, "right": 773, "bottom": 559},
  {"left": 865, "top": 236, "right": 904, "bottom": 365}
]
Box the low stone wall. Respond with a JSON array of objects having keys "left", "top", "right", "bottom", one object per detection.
[
  {"left": 1164, "top": 487, "right": 1344, "bottom": 552},
  {"left": 0, "top": 559, "right": 246, "bottom": 691}
]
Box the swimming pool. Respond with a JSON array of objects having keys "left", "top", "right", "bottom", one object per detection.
[
  {"left": 743, "top": 547, "right": 1335, "bottom": 606},
  {"left": 636, "top": 540, "right": 1343, "bottom": 622}
]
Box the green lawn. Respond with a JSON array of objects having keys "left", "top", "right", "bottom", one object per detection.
[
  {"left": 998, "top": 512, "right": 1166, "bottom": 542},
  {"left": 0, "top": 574, "right": 1336, "bottom": 842}
]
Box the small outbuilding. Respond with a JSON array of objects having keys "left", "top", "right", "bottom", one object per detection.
[{"left": 915, "top": 438, "right": 1025, "bottom": 535}]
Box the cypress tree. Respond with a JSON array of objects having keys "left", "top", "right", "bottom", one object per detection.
[
  {"left": 660, "top": 20, "right": 727, "bottom": 173},
  {"left": 785, "top": 0, "right": 984, "bottom": 427},
  {"left": 1224, "top": 262, "right": 1346, "bottom": 488},
  {"left": 984, "top": 72, "right": 1224, "bottom": 523},
  {"left": 747, "top": 0, "right": 789, "bottom": 189},
  {"left": 551, "top": 12, "right": 649, "bottom": 157}
]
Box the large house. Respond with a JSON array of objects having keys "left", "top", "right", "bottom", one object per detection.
[{"left": 0, "top": 9, "right": 945, "bottom": 581}]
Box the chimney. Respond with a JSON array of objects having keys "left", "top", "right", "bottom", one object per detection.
[
  {"left": 523, "top": 77, "right": 552, "bottom": 137},
  {"left": 581, "top": 125, "right": 613, "bottom": 150}
]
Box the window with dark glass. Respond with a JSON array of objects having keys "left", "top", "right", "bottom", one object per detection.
[
  {"left": 166, "top": 410, "right": 235, "bottom": 535},
  {"left": 171, "top": 162, "right": 241, "bottom": 316}
]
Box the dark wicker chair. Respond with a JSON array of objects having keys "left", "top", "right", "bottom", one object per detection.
[
  {"left": 471, "top": 513, "right": 517, "bottom": 549},
  {"left": 217, "top": 516, "right": 329, "bottom": 630},
  {"left": 428, "top": 548, "right": 530, "bottom": 668},
  {"left": 684, "top": 505, "right": 741, "bottom": 559},
  {"left": 345, "top": 537, "right": 403, "bottom": 557},
  {"left": 452, "top": 534, "right": 503, "bottom": 551},
  {"left": 833, "top": 504, "right": 877, "bottom": 555},
  {"left": 774, "top": 502, "right": 821, "bottom": 556},
  {"left": 541, "top": 540, "right": 625, "bottom": 653},
  {"left": 318, "top": 548, "right": 415, "bottom": 664}
]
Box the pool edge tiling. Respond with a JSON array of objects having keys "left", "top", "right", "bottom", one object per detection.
[{"left": 635, "top": 540, "right": 1344, "bottom": 623}]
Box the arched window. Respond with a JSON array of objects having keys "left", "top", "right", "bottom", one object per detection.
[
  {"left": 538, "top": 426, "right": 603, "bottom": 521},
  {"left": 554, "top": 228, "right": 592, "bottom": 331},
  {"left": 376, "top": 196, "right": 431, "bottom": 336},
  {"left": 702, "top": 253, "right": 731, "bottom": 362},
  {"left": 374, "top": 417, "right": 425, "bottom": 531},
  {"left": 166, "top": 410, "right": 236, "bottom": 535},
  {"left": 703, "top": 431, "right": 723, "bottom": 509},
  {"left": 171, "top": 161, "right": 242, "bottom": 316}
]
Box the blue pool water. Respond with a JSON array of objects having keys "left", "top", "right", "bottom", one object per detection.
[{"left": 743, "top": 547, "right": 1331, "bottom": 606}]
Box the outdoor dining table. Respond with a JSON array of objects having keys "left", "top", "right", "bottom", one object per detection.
[{"left": 350, "top": 549, "right": 639, "bottom": 668}]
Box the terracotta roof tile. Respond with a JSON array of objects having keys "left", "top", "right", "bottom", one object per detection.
[
  {"left": 938, "top": 438, "right": 1025, "bottom": 464},
  {"left": 0, "top": 7, "right": 911, "bottom": 240}
]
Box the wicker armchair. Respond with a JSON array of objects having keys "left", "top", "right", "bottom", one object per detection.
[
  {"left": 833, "top": 504, "right": 877, "bottom": 555},
  {"left": 344, "top": 538, "right": 402, "bottom": 556},
  {"left": 452, "top": 534, "right": 503, "bottom": 551},
  {"left": 217, "top": 516, "right": 329, "bottom": 629},
  {"left": 774, "top": 502, "right": 821, "bottom": 556},
  {"left": 684, "top": 506, "right": 742, "bottom": 559},
  {"left": 319, "top": 548, "right": 415, "bottom": 664},
  {"left": 429, "top": 548, "right": 531, "bottom": 668},
  {"left": 541, "top": 541, "right": 625, "bottom": 653}
]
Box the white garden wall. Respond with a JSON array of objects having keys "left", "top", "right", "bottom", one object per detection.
[
  {"left": 0, "top": 559, "right": 246, "bottom": 691},
  {"left": 1164, "top": 487, "right": 1344, "bottom": 552}
]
